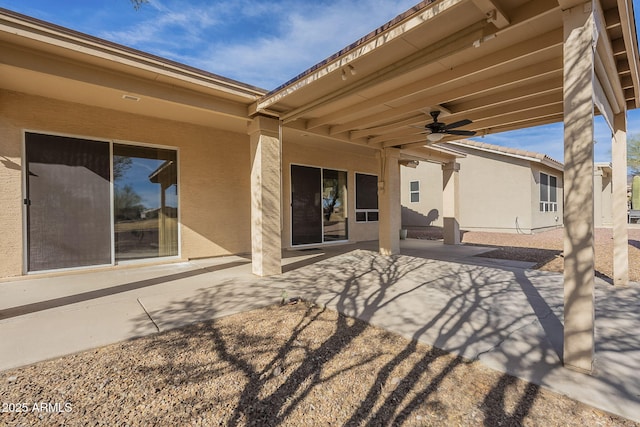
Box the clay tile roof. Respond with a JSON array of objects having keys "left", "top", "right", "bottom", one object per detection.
[{"left": 445, "top": 139, "right": 564, "bottom": 171}]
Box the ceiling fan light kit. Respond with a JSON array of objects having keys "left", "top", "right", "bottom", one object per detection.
[{"left": 420, "top": 110, "right": 476, "bottom": 143}]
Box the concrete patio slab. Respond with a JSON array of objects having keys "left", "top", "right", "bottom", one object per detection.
[{"left": 0, "top": 239, "right": 638, "bottom": 422}]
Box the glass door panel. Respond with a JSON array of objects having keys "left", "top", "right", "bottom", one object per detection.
[
  {"left": 25, "top": 133, "right": 111, "bottom": 271},
  {"left": 291, "top": 165, "right": 322, "bottom": 245},
  {"left": 322, "top": 169, "right": 348, "bottom": 242},
  {"left": 113, "top": 144, "right": 178, "bottom": 261}
]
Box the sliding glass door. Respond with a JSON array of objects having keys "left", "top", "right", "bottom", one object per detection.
[
  {"left": 322, "top": 169, "right": 347, "bottom": 242},
  {"left": 291, "top": 165, "right": 347, "bottom": 246},
  {"left": 25, "top": 132, "right": 179, "bottom": 272},
  {"left": 25, "top": 133, "right": 112, "bottom": 271},
  {"left": 113, "top": 144, "right": 178, "bottom": 261}
]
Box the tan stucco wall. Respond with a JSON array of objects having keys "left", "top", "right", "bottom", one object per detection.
[
  {"left": 282, "top": 139, "right": 379, "bottom": 248},
  {"left": 0, "top": 90, "right": 251, "bottom": 278},
  {"left": 594, "top": 169, "right": 613, "bottom": 226},
  {"left": 400, "top": 162, "right": 444, "bottom": 227},
  {"left": 458, "top": 151, "right": 534, "bottom": 232},
  {"left": 529, "top": 164, "right": 564, "bottom": 232},
  {"left": 400, "top": 149, "right": 565, "bottom": 234}
]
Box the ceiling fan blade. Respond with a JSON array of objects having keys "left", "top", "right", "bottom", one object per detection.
[
  {"left": 444, "top": 119, "right": 472, "bottom": 130},
  {"left": 445, "top": 129, "right": 476, "bottom": 136}
]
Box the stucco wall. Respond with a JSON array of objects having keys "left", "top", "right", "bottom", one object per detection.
[
  {"left": 529, "top": 164, "right": 564, "bottom": 232},
  {"left": 400, "top": 149, "right": 565, "bottom": 234},
  {"left": 594, "top": 169, "right": 613, "bottom": 226},
  {"left": 0, "top": 90, "right": 251, "bottom": 278},
  {"left": 400, "top": 162, "right": 444, "bottom": 227},
  {"left": 458, "top": 151, "right": 534, "bottom": 232},
  {"left": 282, "top": 139, "right": 379, "bottom": 248}
]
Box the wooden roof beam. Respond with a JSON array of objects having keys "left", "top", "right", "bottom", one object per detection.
[
  {"left": 471, "top": 0, "right": 510, "bottom": 29},
  {"left": 308, "top": 51, "right": 562, "bottom": 133}
]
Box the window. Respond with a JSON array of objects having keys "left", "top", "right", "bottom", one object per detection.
[
  {"left": 25, "top": 132, "right": 179, "bottom": 272},
  {"left": 410, "top": 181, "right": 420, "bottom": 203},
  {"left": 355, "top": 173, "right": 379, "bottom": 222},
  {"left": 540, "top": 172, "right": 558, "bottom": 212}
]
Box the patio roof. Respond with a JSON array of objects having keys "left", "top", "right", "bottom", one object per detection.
[{"left": 252, "top": 0, "right": 640, "bottom": 160}]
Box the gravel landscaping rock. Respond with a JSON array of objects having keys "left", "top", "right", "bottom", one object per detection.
[
  {"left": 1, "top": 303, "right": 636, "bottom": 426},
  {"left": 409, "top": 227, "right": 640, "bottom": 282}
]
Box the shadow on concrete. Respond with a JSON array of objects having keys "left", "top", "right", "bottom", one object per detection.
[{"left": 129, "top": 248, "right": 601, "bottom": 425}]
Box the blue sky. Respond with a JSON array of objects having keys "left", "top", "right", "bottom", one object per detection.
[{"left": 1, "top": 0, "right": 640, "bottom": 163}]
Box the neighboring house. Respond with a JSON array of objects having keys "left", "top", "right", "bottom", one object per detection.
[
  {"left": 401, "top": 140, "right": 564, "bottom": 234},
  {"left": 594, "top": 162, "right": 613, "bottom": 227}
]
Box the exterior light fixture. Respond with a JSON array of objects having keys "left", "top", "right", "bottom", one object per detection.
[
  {"left": 122, "top": 94, "right": 140, "bottom": 101},
  {"left": 348, "top": 64, "right": 356, "bottom": 75},
  {"left": 341, "top": 69, "right": 347, "bottom": 81},
  {"left": 426, "top": 132, "right": 444, "bottom": 142}
]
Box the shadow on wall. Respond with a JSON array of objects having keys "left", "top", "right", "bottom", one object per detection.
[{"left": 402, "top": 206, "right": 439, "bottom": 227}]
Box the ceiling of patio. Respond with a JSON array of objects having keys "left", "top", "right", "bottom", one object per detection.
[{"left": 254, "top": 0, "right": 640, "bottom": 158}]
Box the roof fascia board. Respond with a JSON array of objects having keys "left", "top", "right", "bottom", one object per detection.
[
  {"left": 2, "top": 43, "right": 251, "bottom": 121},
  {"left": 617, "top": 0, "right": 640, "bottom": 107},
  {"left": 594, "top": 70, "right": 616, "bottom": 131},
  {"left": 280, "top": 20, "right": 487, "bottom": 124},
  {"left": 401, "top": 146, "right": 459, "bottom": 163},
  {"left": 0, "top": 8, "right": 265, "bottom": 100},
  {"left": 594, "top": 0, "right": 626, "bottom": 112},
  {"left": 253, "top": 0, "right": 467, "bottom": 114}
]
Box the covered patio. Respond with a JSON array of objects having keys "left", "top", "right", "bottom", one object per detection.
[
  {"left": 248, "top": 0, "right": 640, "bottom": 374},
  {"left": 0, "top": 240, "right": 638, "bottom": 421}
]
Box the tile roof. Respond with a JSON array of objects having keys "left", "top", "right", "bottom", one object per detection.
[{"left": 445, "top": 139, "right": 564, "bottom": 171}]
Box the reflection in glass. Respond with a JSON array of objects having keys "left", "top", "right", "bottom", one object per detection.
[
  {"left": 113, "top": 144, "right": 178, "bottom": 260},
  {"left": 323, "top": 169, "right": 348, "bottom": 241}
]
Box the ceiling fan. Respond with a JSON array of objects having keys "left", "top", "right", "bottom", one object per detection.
[{"left": 418, "top": 111, "right": 476, "bottom": 142}]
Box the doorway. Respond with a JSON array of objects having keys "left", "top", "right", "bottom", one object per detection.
[{"left": 290, "top": 164, "right": 347, "bottom": 246}]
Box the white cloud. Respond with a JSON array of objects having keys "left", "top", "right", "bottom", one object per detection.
[{"left": 97, "top": 0, "right": 418, "bottom": 89}]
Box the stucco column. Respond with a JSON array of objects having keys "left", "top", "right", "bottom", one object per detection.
[
  {"left": 442, "top": 161, "right": 460, "bottom": 245},
  {"left": 562, "top": 3, "right": 596, "bottom": 374},
  {"left": 379, "top": 148, "right": 401, "bottom": 255},
  {"left": 248, "top": 115, "right": 282, "bottom": 276},
  {"left": 612, "top": 112, "right": 629, "bottom": 286},
  {"left": 593, "top": 168, "right": 603, "bottom": 227}
]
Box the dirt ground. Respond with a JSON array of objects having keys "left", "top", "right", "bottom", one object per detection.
[
  {"left": 408, "top": 226, "right": 640, "bottom": 283},
  {"left": 1, "top": 302, "right": 636, "bottom": 426}
]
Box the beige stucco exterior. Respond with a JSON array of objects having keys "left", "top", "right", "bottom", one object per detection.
[
  {"left": 0, "top": 90, "right": 253, "bottom": 278},
  {"left": 401, "top": 141, "right": 564, "bottom": 234},
  {"left": 281, "top": 137, "right": 380, "bottom": 248},
  {"left": 0, "top": 89, "right": 382, "bottom": 279},
  {"left": 594, "top": 163, "right": 613, "bottom": 227},
  {"left": 401, "top": 161, "right": 444, "bottom": 228}
]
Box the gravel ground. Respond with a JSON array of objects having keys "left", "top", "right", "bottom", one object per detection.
[
  {"left": 2, "top": 228, "right": 638, "bottom": 426},
  {"left": 408, "top": 227, "right": 640, "bottom": 282},
  {"left": 1, "top": 302, "right": 636, "bottom": 426}
]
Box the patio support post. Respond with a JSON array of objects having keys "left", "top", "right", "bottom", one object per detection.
[
  {"left": 379, "top": 147, "right": 401, "bottom": 255},
  {"left": 442, "top": 161, "right": 460, "bottom": 245},
  {"left": 562, "top": 2, "right": 596, "bottom": 374},
  {"left": 248, "top": 115, "right": 282, "bottom": 276},
  {"left": 593, "top": 168, "right": 603, "bottom": 227},
  {"left": 612, "top": 112, "right": 629, "bottom": 286}
]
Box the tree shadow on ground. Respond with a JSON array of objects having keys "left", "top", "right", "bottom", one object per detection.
[{"left": 127, "top": 249, "right": 571, "bottom": 425}]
